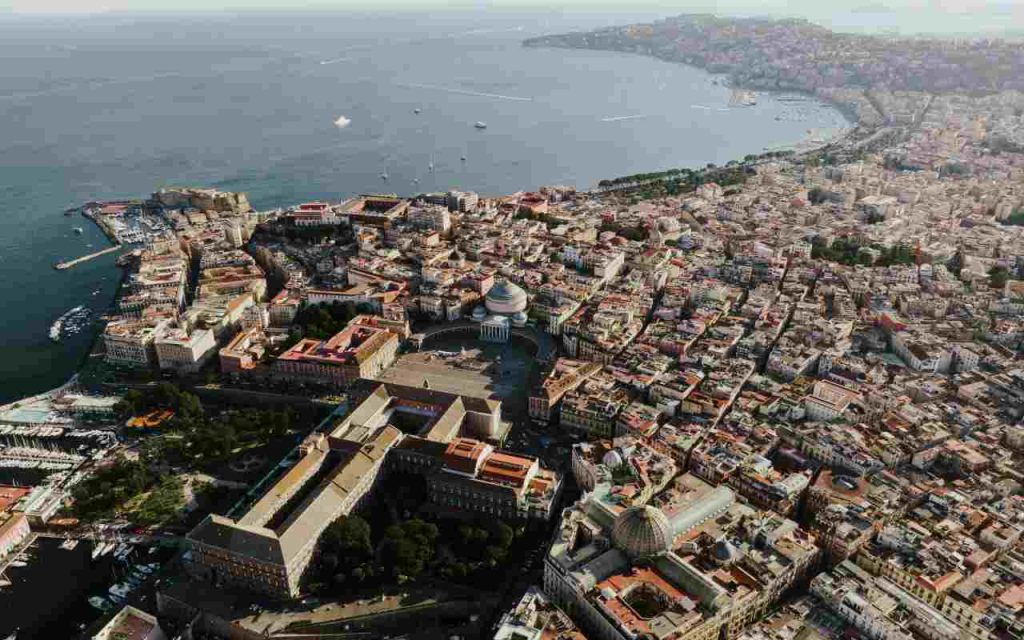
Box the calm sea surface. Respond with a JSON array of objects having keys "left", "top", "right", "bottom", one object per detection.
[{"left": 0, "top": 10, "right": 849, "bottom": 403}]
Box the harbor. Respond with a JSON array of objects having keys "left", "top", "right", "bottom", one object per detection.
[{"left": 0, "top": 536, "right": 176, "bottom": 639}]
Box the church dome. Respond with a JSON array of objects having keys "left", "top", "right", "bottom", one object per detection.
[
  {"left": 612, "top": 505, "right": 672, "bottom": 559},
  {"left": 602, "top": 449, "right": 624, "bottom": 468},
  {"left": 712, "top": 539, "right": 742, "bottom": 566},
  {"left": 471, "top": 306, "right": 487, "bottom": 322},
  {"left": 485, "top": 279, "right": 528, "bottom": 315}
]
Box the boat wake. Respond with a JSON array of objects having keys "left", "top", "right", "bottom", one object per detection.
[
  {"left": 400, "top": 82, "right": 532, "bottom": 102},
  {"left": 319, "top": 57, "right": 350, "bottom": 66},
  {"left": 601, "top": 114, "right": 647, "bottom": 122},
  {"left": 461, "top": 26, "right": 525, "bottom": 36},
  {"left": 49, "top": 305, "right": 92, "bottom": 342},
  {"left": 690, "top": 105, "right": 713, "bottom": 111}
]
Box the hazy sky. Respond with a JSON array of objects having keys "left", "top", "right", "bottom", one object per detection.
[
  {"left": 0, "top": 0, "right": 1009, "bottom": 15},
  {"left": 1, "top": 0, "right": 1021, "bottom": 38}
]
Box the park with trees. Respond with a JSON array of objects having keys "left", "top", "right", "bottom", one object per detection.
[
  {"left": 70, "top": 382, "right": 320, "bottom": 525},
  {"left": 305, "top": 471, "right": 535, "bottom": 596},
  {"left": 70, "top": 455, "right": 185, "bottom": 524},
  {"left": 118, "top": 382, "right": 305, "bottom": 466}
]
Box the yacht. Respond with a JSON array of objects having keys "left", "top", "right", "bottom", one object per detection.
[
  {"left": 108, "top": 583, "right": 132, "bottom": 603},
  {"left": 729, "top": 90, "right": 757, "bottom": 107},
  {"left": 474, "top": 121, "right": 487, "bottom": 129},
  {"left": 413, "top": 108, "right": 421, "bottom": 114}
]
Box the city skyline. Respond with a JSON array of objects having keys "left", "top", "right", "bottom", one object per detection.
[{"left": 4, "top": 5, "right": 1024, "bottom": 640}]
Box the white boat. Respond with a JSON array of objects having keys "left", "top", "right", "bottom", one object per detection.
[
  {"left": 729, "top": 90, "right": 757, "bottom": 107},
  {"left": 474, "top": 121, "right": 487, "bottom": 129},
  {"left": 73, "top": 227, "right": 84, "bottom": 235},
  {"left": 413, "top": 108, "right": 421, "bottom": 114},
  {"left": 108, "top": 583, "right": 132, "bottom": 602},
  {"left": 92, "top": 541, "right": 113, "bottom": 559},
  {"left": 88, "top": 596, "right": 112, "bottom": 612},
  {"left": 60, "top": 539, "right": 80, "bottom": 551}
]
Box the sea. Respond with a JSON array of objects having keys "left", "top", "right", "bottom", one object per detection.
[{"left": 0, "top": 9, "right": 853, "bottom": 404}]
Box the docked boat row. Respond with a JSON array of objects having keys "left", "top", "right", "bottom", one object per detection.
[
  {"left": 89, "top": 540, "right": 126, "bottom": 560},
  {"left": 88, "top": 561, "right": 159, "bottom": 612},
  {"left": 79, "top": 201, "right": 173, "bottom": 246}
]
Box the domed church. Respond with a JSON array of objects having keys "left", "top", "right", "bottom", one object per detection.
[
  {"left": 476, "top": 279, "right": 529, "bottom": 342},
  {"left": 611, "top": 505, "right": 673, "bottom": 559}
]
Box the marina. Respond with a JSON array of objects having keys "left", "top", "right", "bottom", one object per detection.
[{"left": 0, "top": 536, "right": 174, "bottom": 638}]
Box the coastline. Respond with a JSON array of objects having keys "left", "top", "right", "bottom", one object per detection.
[
  {"left": 0, "top": 42, "right": 855, "bottom": 409},
  {"left": 12, "top": 127, "right": 851, "bottom": 408},
  {"left": 522, "top": 37, "right": 864, "bottom": 137}
]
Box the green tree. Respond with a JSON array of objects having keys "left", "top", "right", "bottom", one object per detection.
[
  {"left": 151, "top": 382, "right": 182, "bottom": 409},
  {"left": 116, "top": 389, "right": 144, "bottom": 417},
  {"left": 72, "top": 457, "right": 153, "bottom": 520},
  {"left": 177, "top": 392, "right": 203, "bottom": 421},
  {"left": 1002, "top": 209, "right": 1024, "bottom": 226},
  {"left": 990, "top": 265, "right": 1010, "bottom": 290},
  {"left": 325, "top": 515, "right": 373, "bottom": 559},
  {"left": 378, "top": 519, "right": 438, "bottom": 579},
  {"left": 134, "top": 475, "right": 185, "bottom": 524}
]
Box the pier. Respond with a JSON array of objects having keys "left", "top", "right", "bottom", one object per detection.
[{"left": 54, "top": 244, "right": 122, "bottom": 271}]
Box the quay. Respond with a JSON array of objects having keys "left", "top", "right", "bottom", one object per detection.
[
  {"left": 54, "top": 244, "right": 123, "bottom": 270},
  {"left": 0, "top": 532, "right": 37, "bottom": 580}
]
